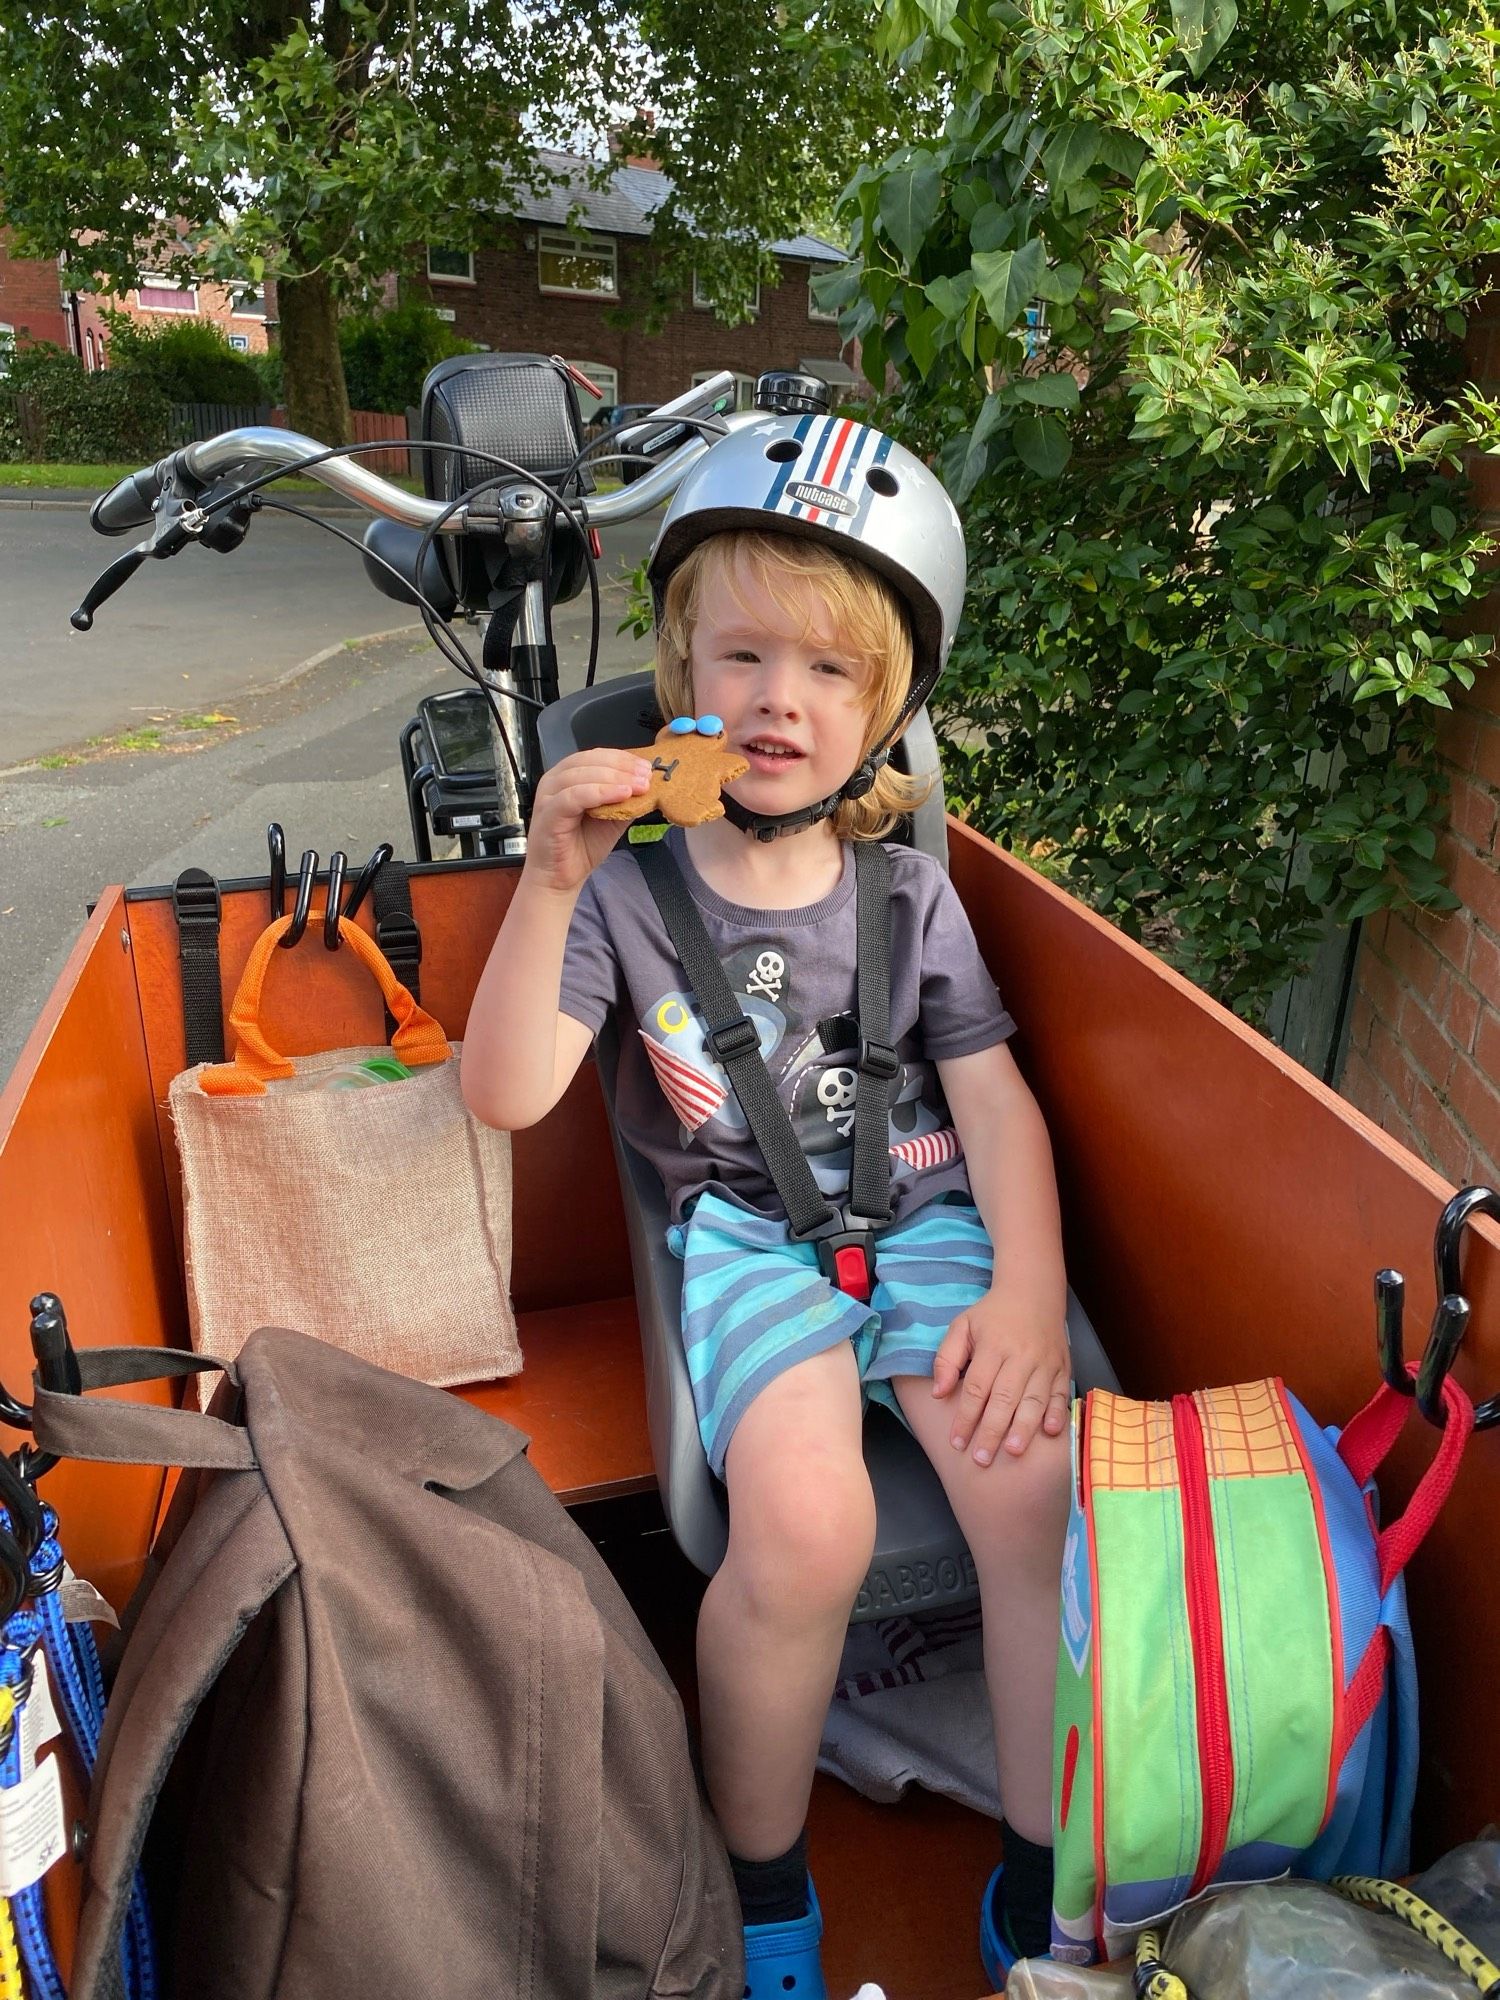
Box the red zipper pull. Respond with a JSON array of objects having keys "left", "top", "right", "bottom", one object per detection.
[{"left": 553, "top": 355, "right": 604, "bottom": 399}]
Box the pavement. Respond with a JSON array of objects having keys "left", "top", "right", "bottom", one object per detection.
[{"left": 0, "top": 493, "right": 659, "bottom": 1085}]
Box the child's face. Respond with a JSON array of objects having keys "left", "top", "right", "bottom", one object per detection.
[{"left": 689, "top": 552, "right": 873, "bottom": 822}]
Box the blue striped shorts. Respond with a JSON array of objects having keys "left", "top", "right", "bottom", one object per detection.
[{"left": 666, "top": 1190, "right": 994, "bottom": 1478}]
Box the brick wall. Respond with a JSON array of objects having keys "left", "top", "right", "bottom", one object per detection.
[
  {"left": 0, "top": 233, "right": 72, "bottom": 349},
  {"left": 1338, "top": 275, "right": 1500, "bottom": 1185},
  {"left": 409, "top": 235, "right": 848, "bottom": 405}
]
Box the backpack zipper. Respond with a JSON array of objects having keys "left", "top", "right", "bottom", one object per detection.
[{"left": 1171, "top": 1392, "right": 1235, "bottom": 1894}]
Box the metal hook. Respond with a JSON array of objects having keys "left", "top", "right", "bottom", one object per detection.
[
  {"left": 0, "top": 1454, "right": 45, "bottom": 1562},
  {"left": 279, "top": 849, "right": 318, "bottom": 948},
  {"left": 268, "top": 822, "right": 287, "bottom": 919},
  {"left": 342, "top": 842, "right": 393, "bottom": 927},
  {"left": 1425, "top": 1185, "right": 1500, "bottom": 1430},
  {"left": 1375, "top": 1269, "right": 1412, "bottom": 1396},
  {"left": 323, "top": 851, "right": 348, "bottom": 949}
]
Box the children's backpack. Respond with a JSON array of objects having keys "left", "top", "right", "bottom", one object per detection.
[
  {"left": 31, "top": 1328, "right": 743, "bottom": 2000},
  {"left": 1050, "top": 1370, "right": 1474, "bottom": 1964}
]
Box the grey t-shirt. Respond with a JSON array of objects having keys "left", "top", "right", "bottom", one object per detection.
[{"left": 558, "top": 831, "right": 1016, "bottom": 1225}]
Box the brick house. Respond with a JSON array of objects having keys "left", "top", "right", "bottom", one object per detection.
[
  {"left": 0, "top": 229, "right": 274, "bottom": 371},
  {"left": 406, "top": 148, "right": 855, "bottom": 418},
  {"left": 0, "top": 230, "right": 75, "bottom": 355},
  {"left": 1336, "top": 273, "right": 1500, "bottom": 1186}
]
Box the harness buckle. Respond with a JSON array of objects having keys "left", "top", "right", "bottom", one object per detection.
[
  {"left": 796, "top": 1213, "right": 878, "bottom": 1304},
  {"left": 857, "top": 1036, "right": 899, "bottom": 1082},
  {"left": 707, "top": 1017, "right": 761, "bottom": 1063}
]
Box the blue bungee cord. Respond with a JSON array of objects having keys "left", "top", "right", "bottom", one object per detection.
[
  {"left": 0, "top": 1642, "right": 65, "bottom": 2000},
  {"left": 26, "top": 1512, "right": 157, "bottom": 2000},
  {"left": 0, "top": 1499, "right": 159, "bottom": 2000}
]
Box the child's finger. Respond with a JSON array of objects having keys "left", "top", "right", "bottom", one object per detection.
[
  {"left": 948, "top": 1348, "right": 998, "bottom": 1451},
  {"left": 1002, "top": 1370, "right": 1054, "bottom": 1457},
  {"left": 931, "top": 1314, "right": 971, "bottom": 1399},
  {"left": 963, "top": 1360, "right": 1018, "bottom": 1464}
]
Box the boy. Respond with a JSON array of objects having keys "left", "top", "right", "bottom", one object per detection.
[{"left": 462, "top": 415, "right": 1072, "bottom": 1993}]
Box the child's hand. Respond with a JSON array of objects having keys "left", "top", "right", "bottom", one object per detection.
[
  {"left": 931, "top": 1290, "right": 1070, "bottom": 1464},
  {"left": 525, "top": 750, "right": 656, "bottom": 897}
]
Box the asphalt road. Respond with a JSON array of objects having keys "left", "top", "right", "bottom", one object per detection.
[{"left": 0, "top": 501, "right": 660, "bottom": 1084}]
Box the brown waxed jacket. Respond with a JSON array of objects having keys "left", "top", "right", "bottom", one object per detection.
[{"left": 34, "top": 1327, "right": 742, "bottom": 2000}]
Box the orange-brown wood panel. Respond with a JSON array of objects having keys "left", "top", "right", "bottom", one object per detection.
[
  {"left": 950, "top": 820, "right": 1500, "bottom": 1856},
  {"left": 125, "top": 864, "right": 632, "bottom": 1313},
  {"left": 455, "top": 1295, "right": 653, "bottom": 1501},
  {"left": 0, "top": 891, "right": 180, "bottom": 1603}
]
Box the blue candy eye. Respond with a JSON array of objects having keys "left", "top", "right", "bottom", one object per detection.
[
  {"left": 696, "top": 714, "right": 723, "bottom": 735},
  {"left": 667, "top": 716, "right": 695, "bottom": 735}
]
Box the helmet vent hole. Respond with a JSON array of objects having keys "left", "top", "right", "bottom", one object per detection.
[
  {"left": 764, "top": 438, "right": 801, "bottom": 463},
  {"left": 865, "top": 466, "right": 899, "bottom": 497}
]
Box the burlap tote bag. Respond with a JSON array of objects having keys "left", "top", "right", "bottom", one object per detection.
[{"left": 168, "top": 912, "right": 519, "bottom": 1394}]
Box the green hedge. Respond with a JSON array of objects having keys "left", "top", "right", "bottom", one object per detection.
[{"left": 0, "top": 347, "right": 172, "bottom": 463}]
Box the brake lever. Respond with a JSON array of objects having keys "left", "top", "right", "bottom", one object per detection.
[{"left": 71, "top": 477, "right": 247, "bottom": 631}]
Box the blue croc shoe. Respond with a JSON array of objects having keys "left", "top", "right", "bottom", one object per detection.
[
  {"left": 980, "top": 1865, "right": 1053, "bottom": 1992},
  {"left": 742, "top": 1876, "right": 827, "bottom": 2000}
]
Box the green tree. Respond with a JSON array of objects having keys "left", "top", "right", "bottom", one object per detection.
[
  {"left": 819, "top": 0, "right": 1500, "bottom": 1017},
  {"left": 0, "top": 0, "right": 922, "bottom": 440},
  {"left": 0, "top": 0, "right": 639, "bottom": 440}
]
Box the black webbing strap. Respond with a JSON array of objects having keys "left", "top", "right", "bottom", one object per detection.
[
  {"left": 371, "top": 856, "right": 422, "bottom": 1040},
  {"left": 171, "top": 868, "right": 226, "bottom": 1066},
  {"left": 849, "top": 839, "right": 896, "bottom": 1225},
  {"left": 633, "top": 838, "right": 894, "bottom": 1236}
]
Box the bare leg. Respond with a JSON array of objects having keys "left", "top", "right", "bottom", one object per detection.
[
  {"left": 697, "top": 1340, "right": 875, "bottom": 1859},
  {"left": 894, "top": 1376, "right": 1070, "bottom": 1844}
]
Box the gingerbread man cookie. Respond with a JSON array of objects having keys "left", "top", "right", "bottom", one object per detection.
[{"left": 588, "top": 715, "right": 749, "bottom": 827}]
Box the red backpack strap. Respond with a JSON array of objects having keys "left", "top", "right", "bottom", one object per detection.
[{"left": 1337, "top": 1373, "right": 1475, "bottom": 1595}]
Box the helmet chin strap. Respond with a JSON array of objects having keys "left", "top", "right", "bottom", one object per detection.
[{"left": 721, "top": 750, "right": 888, "bottom": 843}]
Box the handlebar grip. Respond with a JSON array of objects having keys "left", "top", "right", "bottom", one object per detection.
[{"left": 90, "top": 460, "right": 173, "bottom": 536}]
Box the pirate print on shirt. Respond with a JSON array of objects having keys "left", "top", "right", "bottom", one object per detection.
[{"left": 636, "top": 934, "right": 962, "bottom": 1191}]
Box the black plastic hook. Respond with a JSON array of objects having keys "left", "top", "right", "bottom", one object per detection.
[
  {"left": 0, "top": 1529, "right": 27, "bottom": 1625},
  {"left": 1421, "top": 1185, "right": 1500, "bottom": 1430},
  {"left": 323, "top": 851, "right": 348, "bottom": 949},
  {"left": 279, "top": 849, "right": 318, "bottom": 947},
  {"left": 1375, "top": 1269, "right": 1412, "bottom": 1396},
  {"left": 0, "top": 1453, "right": 45, "bottom": 1562},
  {"left": 268, "top": 822, "right": 287, "bottom": 919},
  {"left": 342, "top": 842, "right": 393, "bottom": 926}
]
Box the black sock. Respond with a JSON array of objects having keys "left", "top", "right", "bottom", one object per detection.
[
  {"left": 730, "top": 1831, "right": 809, "bottom": 1927},
  {"left": 996, "top": 1821, "right": 1054, "bottom": 1960}
]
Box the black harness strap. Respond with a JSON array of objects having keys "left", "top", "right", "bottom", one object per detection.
[
  {"left": 634, "top": 838, "right": 895, "bottom": 1297},
  {"left": 371, "top": 857, "right": 422, "bottom": 1041},
  {"left": 171, "top": 868, "right": 226, "bottom": 1066}
]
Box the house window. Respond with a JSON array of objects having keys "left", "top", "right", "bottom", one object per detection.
[
  {"left": 692, "top": 270, "right": 760, "bottom": 318},
  {"left": 0, "top": 323, "right": 14, "bottom": 375},
  {"left": 807, "top": 269, "right": 840, "bottom": 323},
  {"left": 692, "top": 369, "right": 756, "bottom": 411},
  {"left": 227, "top": 333, "right": 250, "bottom": 352},
  {"left": 426, "top": 246, "right": 474, "bottom": 284},
  {"left": 538, "top": 231, "right": 617, "bottom": 300},
  {"left": 82, "top": 328, "right": 97, "bottom": 372},
  {"left": 231, "top": 283, "right": 267, "bottom": 318},
  {"left": 138, "top": 275, "right": 198, "bottom": 313},
  {"left": 568, "top": 362, "right": 618, "bottom": 420}
]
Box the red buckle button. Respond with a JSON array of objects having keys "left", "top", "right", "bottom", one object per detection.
[{"left": 832, "top": 1245, "right": 872, "bottom": 1303}]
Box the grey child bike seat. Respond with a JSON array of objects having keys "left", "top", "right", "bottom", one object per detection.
[{"left": 538, "top": 671, "right": 1118, "bottom": 1617}]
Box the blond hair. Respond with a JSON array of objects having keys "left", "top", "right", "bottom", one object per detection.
[{"left": 654, "top": 530, "right": 932, "bottom": 841}]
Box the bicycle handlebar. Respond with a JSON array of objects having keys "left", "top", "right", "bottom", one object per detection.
[{"left": 90, "top": 369, "right": 753, "bottom": 540}]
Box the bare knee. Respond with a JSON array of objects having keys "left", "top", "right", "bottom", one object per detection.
[
  {"left": 724, "top": 1455, "right": 876, "bottom": 1627},
  {"left": 950, "top": 1428, "right": 1072, "bottom": 1583}
]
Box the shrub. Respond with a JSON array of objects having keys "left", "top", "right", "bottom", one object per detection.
[
  {"left": 100, "top": 312, "right": 267, "bottom": 405},
  {"left": 339, "top": 298, "right": 478, "bottom": 414},
  {"left": 0, "top": 344, "right": 172, "bottom": 462},
  {"left": 825, "top": 0, "right": 1500, "bottom": 1019}
]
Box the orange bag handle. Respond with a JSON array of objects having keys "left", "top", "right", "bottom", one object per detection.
[{"left": 197, "top": 911, "right": 452, "bottom": 1097}]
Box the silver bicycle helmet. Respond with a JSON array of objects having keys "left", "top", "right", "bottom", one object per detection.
[{"left": 647, "top": 411, "right": 967, "bottom": 838}]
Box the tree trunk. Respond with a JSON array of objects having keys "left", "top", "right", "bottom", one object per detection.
[{"left": 277, "top": 267, "right": 351, "bottom": 444}]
